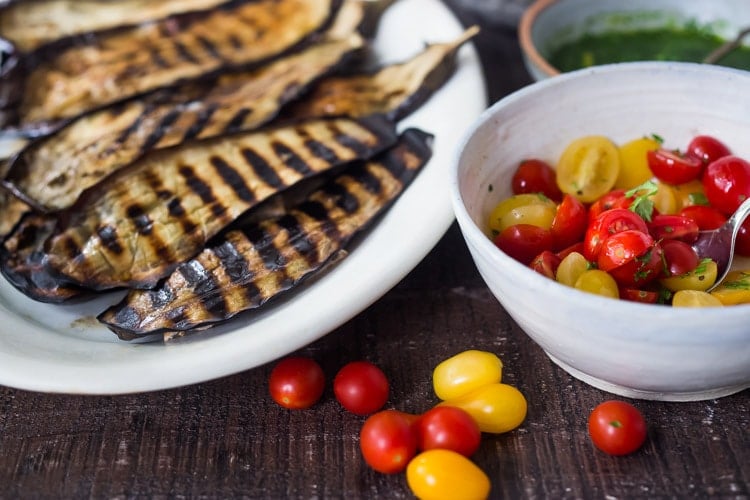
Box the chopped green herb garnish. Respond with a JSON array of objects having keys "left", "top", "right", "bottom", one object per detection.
[
  {"left": 625, "top": 180, "right": 658, "bottom": 222},
  {"left": 688, "top": 192, "right": 709, "bottom": 206},
  {"left": 650, "top": 133, "right": 664, "bottom": 145},
  {"left": 692, "top": 258, "right": 712, "bottom": 275}
]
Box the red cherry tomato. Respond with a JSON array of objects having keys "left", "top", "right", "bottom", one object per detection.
[
  {"left": 618, "top": 287, "right": 659, "bottom": 304},
  {"left": 596, "top": 229, "right": 651, "bottom": 271},
  {"left": 648, "top": 149, "right": 703, "bottom": 184},
  {"left": 493, "top": 224, "right": 554, "bottom": 265},
  {"left": 415, "top": 406, "right": 481, "bottom": 458},
  {"left": 686, "top": 135, "right": 732, "bottom": 165},
  {"left": 646, "top": 214, "right": 699, "bottom": 243},
  {"left": 360, "top": 410, "right": 418, "bottom": 474},
  {"left": 736, "top": 219, "right": 750, "bottom": 256},
  {"left": 529, "top": 250, "right": 561, "bottom": 279},
  {"left": 268, "top": 356, "right": 325, "bottom": 410},
  {"left": 511, "top": 158, "right": 563, "bottom": 202},
  {"left": 551, "top": 194, "right": 588, "bottom": 250},
  {"left": 702, "top": 155, "right": 750, "bottom": 215},
  {"left": 333, "top": 361, "right": 390, "bottom": 415},
  {"left": 587, "top": 189, "right": 634, "bottom": 222},
  {"left": 588, "top": 400, "right": 647, "bottom": 456},
  {"left": 660, "top": 239, "right": 699, "bottom": 277},
  {"left": 583, "top": 208, "right": 649, "bottom": 261},
  {"left": 678, "top": 205, "right": 726, "bottom": 230},
  {"left": 598, "top": 231, "right": 663, "bottom": 287}
]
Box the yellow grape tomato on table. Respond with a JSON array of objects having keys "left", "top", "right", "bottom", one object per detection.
[{"left": 432, "top": 350, "right": 503, "bottom": 401}]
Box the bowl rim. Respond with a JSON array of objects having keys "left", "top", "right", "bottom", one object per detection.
[
  {"left": 449, "top": 61, "right": 750, "bottom": 323},
  {"left": 518, "top": 0, "right": 562, "bottom": 78}
]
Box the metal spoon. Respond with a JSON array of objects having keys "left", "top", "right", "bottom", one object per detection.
[
  {"left": 691, "top": 197, "right": 750, "bottom": 291},
  {"left": 703, "top": 26, "right": 750, "bottom": 65}
]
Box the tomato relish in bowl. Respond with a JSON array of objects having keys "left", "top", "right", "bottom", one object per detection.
[
  {"left": 450, "top": 62, "right": 750, "bottom": 402},
  {"left": 488, "top": 133, "right": 750, "bottom": 307}
]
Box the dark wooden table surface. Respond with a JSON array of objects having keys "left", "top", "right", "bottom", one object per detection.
[{"left": 1, "top": 2, "right": 748, "bottom": 499}]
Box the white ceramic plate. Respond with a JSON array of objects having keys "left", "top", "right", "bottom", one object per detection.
[{"left": 0, "top": 0, "right": 487, "bottom": 394}]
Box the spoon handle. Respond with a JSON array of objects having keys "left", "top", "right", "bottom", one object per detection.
[{"left": 703, "top": 26, "right": 750, "bottom": 64}]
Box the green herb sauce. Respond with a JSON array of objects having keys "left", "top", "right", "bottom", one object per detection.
[{"left": 549, "top": 27, "right": 750, "bottom": 72}]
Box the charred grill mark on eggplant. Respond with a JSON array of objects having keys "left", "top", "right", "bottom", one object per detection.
[
  {"left": 4, "top": 0, "right": 341, "bottom": 130},
  {"left": 39, "top": 115, "right": 397, "bottom": 291},
  {"left": 98, "top": 129, "right": 433, "bottom": 339},
  {"left": 2, "top": 34, "right": 364, "bottom": 212}
]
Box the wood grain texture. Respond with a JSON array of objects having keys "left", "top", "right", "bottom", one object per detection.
[{"left": 0, "top": 3, "right": 748, "bottom": 499}]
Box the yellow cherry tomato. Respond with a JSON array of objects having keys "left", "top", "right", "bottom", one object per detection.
[
  {"left": 499, "top": 203, "right": 556, "bottom": 231},
  {"left": 671, "top": 179, "right": 707, "bottom": 210},
  {"left": 710, "top": 270, "right": 750, "bottom": 305},
  {"left": 432, "top": 350, "right": 503, "bottom": 401},
  {"left": 660, "top": 260, "right": 718, "bottom": 292},
  {"left": 406, "top": 450, "right": 490, "bottom": 500},
  {"left": 672, "top": 290, "right": 724, "bottom": 307},
  {"left": 616, "top": 137, "right": 660, "bottom": 190},
  {"left": 648, "top": 178, "right": 679, "bottom": 215},
  {"left": 488, "top": 194, "right": 556, "bottom": 235},
  {"left": 574, "top": 269, "right": 619, "bottom": 299},
  {"left": 556, "top": 135, "right": 621, "bottom": 203},
  {"left": 556, "top": 251, "right": 590, "bottom": 287},
  {"left": 439, "top": 383, "right": 526, "bottom": 434}
]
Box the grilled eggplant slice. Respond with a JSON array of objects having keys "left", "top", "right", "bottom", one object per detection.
[
  {"left": 0, "top": 213, "right": 84, "bottom": 302},
  {"left": 40, "top": 115, "right": 397, "bottom": 291},
  {"left": 98, "top": 128, "right": 433, "bottom": 340},
  {"left": 287, "top": 26, "right": 479, "bottom": 121},
  {"left": 0, "top": 0, "right": 233, "bottom": 53},
  {"left": 0, "top": 189, "right": 29, "bottom": 238},
  {"left": 3, "top": 0, "right": 341, "bottom": 131},
  {"left": 3, "top": 34, "right": 364, "bottom": 212}
]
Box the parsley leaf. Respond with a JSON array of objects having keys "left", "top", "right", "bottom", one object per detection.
[{"left": 625, "top": 180, "right": 658, "bottom": 222}]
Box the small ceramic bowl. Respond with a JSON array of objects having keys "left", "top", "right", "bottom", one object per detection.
[
  {"left": 450, "top": 62, "right": 750, "bottom": 402},
  {"left": 519, "top": 0, "right": 750, "bottom": 80}
]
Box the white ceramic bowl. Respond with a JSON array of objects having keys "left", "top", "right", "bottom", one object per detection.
[
  {"left": 450, "top": 62, "right": 750, "bottom": 402},
  {"left": 519, "top": 0, "right": 750, "bottom": 81}
]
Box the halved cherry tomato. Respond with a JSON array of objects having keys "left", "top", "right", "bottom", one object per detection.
[
  {"left": 415, "top": 406, "right": 481, "bottom": 457},
  {"left": 360, "top": 410, "right": 418, "bottom": 474},
  {"left": 493, "top": 224, "right": 554, "bottom": 265},
  {"left": 618, "top": 287, "right": 659, "bottom": 304},
  {"left": 647, "top": 214, "right": 699, "bottom": 243},
  {"left": 660, "top": 259, "right": 718, "bottom": 292},
  {"left": 598, "top": 231, "right": 663, "bottom": 287},
  {"left": 551, "top": 194, "right": 588, "bottom": 250},
  {"left": 583, "top": 208, "right": 649, "bottom": 261},
  {"left": 587, "top": 189, "right": 633, "bottom": 222},
  {"left": 679, "top": 205, "right": 726, "bottom": 230},
  {"left": 686, "top": 134, "right": 732, "bottom": 165},
  {"left": 530, "top": 250, "right": 561, "bottom": 279},
  {"left": 702, "top": 155, "right": 750, "bottom": 215},
  {"left": 647, "top": 149, "right": 703, "bottom": 184},
  {"left": 556, "top": 135, "right": 621, "bottom": 203},
  {"left": 710, "top": 270, "right": 750, "bottom": 305},
  {"left": 670, "top": 179, "right": 708, "bottom": 210},
  {"left": 268, "top": 356, "right": 325, "bottom": 410},
  {"left": 574, "top": 269, "right": 620, "bottom": 298},
  {"left": 660, "top": 240, "right": 699, "bottom": 277},
  {"left": 556, "top": 251, "right": 590, "bottom": 287},
  {"left": 488, "top": 193, "right": 557, "bottom": 235},
  {"left": 406, "top": 450, "right": 490, "bottom": 500},
  {"left": 597, "top": 230, "right": 653, "bottom": 271},
  {"left": 672, "top": 290, "right": 723, "bottom": 307},
  {"left": 588, "top": 400, "right": 647, "bottom": 456},
  {"left": 616, "top": 136, "right": 660, "bottom": 190},
  {"left": 512, "top": 158, "right": 563, "bottom": 202}
]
